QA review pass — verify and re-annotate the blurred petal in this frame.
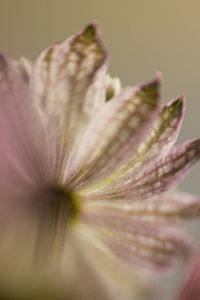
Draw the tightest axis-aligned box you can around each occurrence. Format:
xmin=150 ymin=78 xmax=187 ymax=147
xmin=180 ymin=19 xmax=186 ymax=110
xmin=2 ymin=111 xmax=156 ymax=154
xmin=70 ymin=78 xmax=161 ymax=188
xmin=83 ymin=209 xmax=191 ymax=270
xmin=105 ymin=74 xmax=121 ymax=101
xmin=14 ymin=57 xmax=33 ymax=84
xmin=0 ymin=53 xmax=48 ymax=188
xmin=31 ymin=24 xmax=108 ymax=177
xmin=142 ymin=192 xmax=200 ymax=222
xmin=178 ymin=257 xmax=200 ymax=300
xmin=84 ymin=191 xmax=200 ymax=225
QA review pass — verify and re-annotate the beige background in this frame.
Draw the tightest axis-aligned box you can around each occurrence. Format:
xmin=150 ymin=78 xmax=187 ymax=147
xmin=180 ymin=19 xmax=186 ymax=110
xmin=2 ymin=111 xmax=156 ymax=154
xmin=0 ymin=1 xmax=200 ymax=299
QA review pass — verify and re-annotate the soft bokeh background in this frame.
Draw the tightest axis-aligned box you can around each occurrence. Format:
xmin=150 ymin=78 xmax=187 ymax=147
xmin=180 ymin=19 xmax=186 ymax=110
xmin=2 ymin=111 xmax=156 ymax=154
xmin=0 ymin=0 xmax=200 ymax=299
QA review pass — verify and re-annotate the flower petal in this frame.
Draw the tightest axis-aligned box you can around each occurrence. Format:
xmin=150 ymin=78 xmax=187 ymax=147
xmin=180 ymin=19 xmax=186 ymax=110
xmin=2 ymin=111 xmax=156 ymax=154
xmin=70 ymin=78 xmax=161 ymax=188
xmin=138 ymin=192 xmax=200 ymax=222
xmin=0 ymin=53 xmax=48 ymax=186
xmin=83 ymin=191 xmax=200 ymax=225
xmin=88 ymin=138 xmax=200 ymax=201
xmin=177 ymin=257 xmax=200 ymax=300
xmin=31 ymin=24 xmax=108 ymax=177
xmin=105 ymin=74 xmax=121 ymax=101
xmin=83 ymin=209 xmax=191 ymax=270
xmin=103 ymin=225 xmax=191 ymax=270
xmin=91 ymin=96 xmax=185 ymax=190
xmin=14 ymin=57 xmax=33 ymax=84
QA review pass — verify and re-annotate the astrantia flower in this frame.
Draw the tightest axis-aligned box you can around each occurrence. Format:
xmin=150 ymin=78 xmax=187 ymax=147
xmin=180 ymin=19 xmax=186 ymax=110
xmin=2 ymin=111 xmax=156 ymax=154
xmin=0 ymin=23 xmax=200 ymax=299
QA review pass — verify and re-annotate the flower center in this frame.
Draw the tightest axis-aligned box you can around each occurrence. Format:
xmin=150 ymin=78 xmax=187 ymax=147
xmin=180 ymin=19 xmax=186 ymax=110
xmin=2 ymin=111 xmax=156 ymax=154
xmin=34 ymin=185 xmax=80 ymax=264
xmin=43 ymin=185 xmax=79 ymax=221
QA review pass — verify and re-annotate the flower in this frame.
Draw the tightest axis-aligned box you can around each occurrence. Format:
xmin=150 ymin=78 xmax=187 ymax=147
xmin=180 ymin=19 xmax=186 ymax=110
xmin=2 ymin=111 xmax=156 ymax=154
xmin=0 ymin=23 xmax=200 ymax=299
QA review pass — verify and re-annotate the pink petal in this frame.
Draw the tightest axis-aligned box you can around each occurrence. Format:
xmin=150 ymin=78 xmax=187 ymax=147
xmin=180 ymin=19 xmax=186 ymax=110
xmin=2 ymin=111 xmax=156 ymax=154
xmin=31 ymin=24 xmax=108 ymax=178
xmin=83 ymin=209 xmax=191 ymax=270
xmin=90 ymin=96 xmax=185 ymax=191
xmin=83 ymin=191 xmax=200 ymax=225
xmin=14 ymin=57 xmax=33 ymax=84
xmin=70 ymin=77 xmax=161 ymax=188
xmin=118 ymin=97 xmax=184 ymax=180
xmin=0 ymin=53 xmax=48 ymax=196
xmin=88 ymin=138 xmax=200 ymax=201
xmin=177 ymin=257 xmax=200 ymax=300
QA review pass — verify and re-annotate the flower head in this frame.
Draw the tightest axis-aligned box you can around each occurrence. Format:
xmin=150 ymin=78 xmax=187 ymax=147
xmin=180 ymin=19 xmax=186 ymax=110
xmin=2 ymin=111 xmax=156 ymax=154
xmin=0 ymin=23 xmax=200 ymax=298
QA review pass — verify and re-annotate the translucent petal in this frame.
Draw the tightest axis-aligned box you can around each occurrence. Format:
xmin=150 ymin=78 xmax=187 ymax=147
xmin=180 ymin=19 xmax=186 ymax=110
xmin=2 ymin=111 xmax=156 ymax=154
xmin=135 ymin=192 xmax=200 ymax=222
xmin=70 ymin=78 xmax=161 ymax=188
xmin=0 ymin=53 xmax=48 ymax=186
xmin=83 ymin=209 xmax=191 ymax=270
xmin=90 ymin=96 xmax=185 ymax=190
xmin=86 ymin=138 xmax=200 ymax=201
xmin=66 ymin=224 xmax=147 ymax=300
xmin=83 ymin=191 xmax=200 ymax=225
xmin=30 ymin=23 xmax=108 ymax=177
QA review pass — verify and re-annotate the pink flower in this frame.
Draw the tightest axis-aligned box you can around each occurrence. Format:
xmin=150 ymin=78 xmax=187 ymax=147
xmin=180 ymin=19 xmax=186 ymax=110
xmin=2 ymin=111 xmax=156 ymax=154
xmin=0 ymin=23 xmax=200 ymax=298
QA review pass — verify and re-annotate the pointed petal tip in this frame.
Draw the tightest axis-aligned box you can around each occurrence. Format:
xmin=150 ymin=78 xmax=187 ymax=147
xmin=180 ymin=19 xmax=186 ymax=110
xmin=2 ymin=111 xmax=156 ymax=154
xmin=194 ymin=140 xmax=200 ymax=156
xmin=162 ymin=96 xmax=185 ymax=121
xmin=81 ymin=22 xmax=109 ymax=63
xmin=180 ymin=137 xmax=200 ymax=164
xmin=175 ymin=95 xmax=184 ymax=103
xmin=83 ymin=22 xmax=98 ymax=41
xmin=147 ymin=73 xmax=163 ymax=90
xmin=177 ymin=96 xmax=186 ymax=115
xmin=135 ymin=76 xmax=161 ymax=95
xmin=151 ymin=76 xmax=161 ymax=91
xmin=137 ymin=76 xmax=162 ymax=105
xmin=155 ymin=70 xmax=163 ymax=83
xmin=84 ymin=21 xmax=98 ymax=33
xmin=172 ymin=96 xmax=185 ymax=113
xmin=0 ymin=52 xmax=8 ymax=73
xmin=189 ymin=137 xmax=200 ymax=147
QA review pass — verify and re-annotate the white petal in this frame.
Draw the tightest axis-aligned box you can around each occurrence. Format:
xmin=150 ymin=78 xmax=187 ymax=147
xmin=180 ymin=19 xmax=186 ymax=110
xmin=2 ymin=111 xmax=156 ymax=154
xmin=0 ymin=53 xmax=49 ymax=193
xmin=69 ymin=78 xmax=161 ymax=188
xmin=31 ymin=24 xmax=108 ymax=178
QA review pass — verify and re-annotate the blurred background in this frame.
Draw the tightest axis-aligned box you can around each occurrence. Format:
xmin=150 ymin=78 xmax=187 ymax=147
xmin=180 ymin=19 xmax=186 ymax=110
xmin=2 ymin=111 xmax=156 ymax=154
xmin=0 ymin=1 xmax=200 ymax=299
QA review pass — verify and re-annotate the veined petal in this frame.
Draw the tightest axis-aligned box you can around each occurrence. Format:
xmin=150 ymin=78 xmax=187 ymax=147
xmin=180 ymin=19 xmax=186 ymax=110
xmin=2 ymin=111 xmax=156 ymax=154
xmin=83 ymin=191 xmax=200 ymax=225
xmin=31 ymin=24 xmax=108 ymax=177
xmin=0 ymin=53 xmax=48 ymax=187
xmin=83 ymin=210 xmax=191 ymax=270
xmin=138 ymin=192 xmax=200 ymax=222
xmin=68 ymin=223 xmax=149 ymax=300
xmin=87 ymin=138 xmax=200 ymax=201
xmin=89 ymin=96 xmax=185 ymax=191
xmin=69 ymin=78 xmax=161 ymax=188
